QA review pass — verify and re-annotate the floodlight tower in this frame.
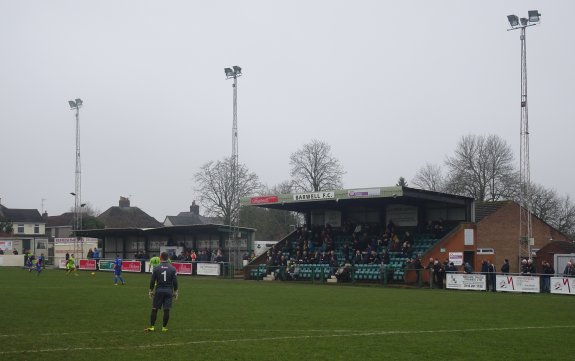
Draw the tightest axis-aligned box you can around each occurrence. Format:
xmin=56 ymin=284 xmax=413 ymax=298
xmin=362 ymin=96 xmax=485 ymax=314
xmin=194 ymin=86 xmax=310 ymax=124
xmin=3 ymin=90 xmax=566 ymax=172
xmin=224 ymin=66 xmax=242 ymax=268
xmin=507 ymin=11 xmax=541 ymax=265
xmin=68 ymin=98 xmax=83 ymax=236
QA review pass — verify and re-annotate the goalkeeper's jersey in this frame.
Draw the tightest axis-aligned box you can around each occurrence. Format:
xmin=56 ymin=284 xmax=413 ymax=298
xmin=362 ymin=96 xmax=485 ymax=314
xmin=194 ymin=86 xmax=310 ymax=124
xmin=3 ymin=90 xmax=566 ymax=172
xmin=150 ymin=262 xmax=178 ymax=291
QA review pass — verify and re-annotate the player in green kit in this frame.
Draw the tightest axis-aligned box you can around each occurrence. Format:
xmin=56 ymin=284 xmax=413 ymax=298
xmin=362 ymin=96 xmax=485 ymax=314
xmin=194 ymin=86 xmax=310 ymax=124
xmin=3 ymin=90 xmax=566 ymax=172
xmin=149 ymin=255 xmax=161 ymax=272
xmin=66 ymin=254 xmax=78 ymax=276
xmin=145 ymin=252 xmax=178 ymax=332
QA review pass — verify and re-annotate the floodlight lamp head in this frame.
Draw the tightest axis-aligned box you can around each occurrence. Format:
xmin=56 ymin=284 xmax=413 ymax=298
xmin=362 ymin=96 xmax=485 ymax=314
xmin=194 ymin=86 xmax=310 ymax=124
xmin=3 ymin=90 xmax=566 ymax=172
xmin=232 ymin=65 xmax=242 ymax=75
xmin=520 ymin=18 xmax=528 ymax=26
xmin=75 ymin=98 xmax=83 ymax=107
xmin=70 ymin=192 xmax=76 ymax=196
xmin=507 ymin=15 xmax=519 ymax=27
xmin=68 ymin=100 xmax=76 ymax=109
xmin=224 ymin=68 xmax=234 ymax=77
xmin=528 ymin=10 xmax=541 ymax=23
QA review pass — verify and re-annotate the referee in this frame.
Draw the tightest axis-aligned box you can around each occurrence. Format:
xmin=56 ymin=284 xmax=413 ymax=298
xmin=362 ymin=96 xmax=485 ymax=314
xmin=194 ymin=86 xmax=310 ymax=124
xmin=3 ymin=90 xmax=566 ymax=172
xmin=145 ymin=252 xmax=178 ymax=332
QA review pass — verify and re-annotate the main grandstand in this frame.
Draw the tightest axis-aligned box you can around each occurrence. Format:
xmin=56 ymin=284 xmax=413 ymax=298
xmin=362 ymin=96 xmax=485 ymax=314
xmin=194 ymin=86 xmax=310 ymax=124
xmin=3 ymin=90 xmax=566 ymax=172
xmin=241 ymin=185 xmax=572 ymax=285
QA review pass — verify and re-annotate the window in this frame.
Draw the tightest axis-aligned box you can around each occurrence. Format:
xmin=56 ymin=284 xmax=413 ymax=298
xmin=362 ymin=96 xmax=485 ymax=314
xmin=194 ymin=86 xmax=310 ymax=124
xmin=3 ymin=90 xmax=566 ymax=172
xmin=34 ymin=224 xmax=39 ymax=234
xmin=17 ymin=224 xmax=24 ymax=233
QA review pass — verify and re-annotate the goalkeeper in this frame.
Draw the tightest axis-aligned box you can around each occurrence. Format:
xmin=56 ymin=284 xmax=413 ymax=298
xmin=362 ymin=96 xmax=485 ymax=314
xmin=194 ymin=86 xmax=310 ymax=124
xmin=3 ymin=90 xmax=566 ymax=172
xmin=145 ymin=252 xmax=178 ymax=332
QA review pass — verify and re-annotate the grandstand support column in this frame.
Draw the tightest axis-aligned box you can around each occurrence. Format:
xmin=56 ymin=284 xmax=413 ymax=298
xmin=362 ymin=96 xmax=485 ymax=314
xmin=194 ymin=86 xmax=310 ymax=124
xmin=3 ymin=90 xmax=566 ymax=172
xmin=507 ymin=11 xmax=540 ymax=268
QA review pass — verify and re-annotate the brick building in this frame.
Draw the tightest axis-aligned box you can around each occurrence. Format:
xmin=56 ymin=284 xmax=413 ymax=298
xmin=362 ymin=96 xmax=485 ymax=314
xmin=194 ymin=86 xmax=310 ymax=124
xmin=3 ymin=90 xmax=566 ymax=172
xmin=475 ymin=201 xmax=572 ymax=273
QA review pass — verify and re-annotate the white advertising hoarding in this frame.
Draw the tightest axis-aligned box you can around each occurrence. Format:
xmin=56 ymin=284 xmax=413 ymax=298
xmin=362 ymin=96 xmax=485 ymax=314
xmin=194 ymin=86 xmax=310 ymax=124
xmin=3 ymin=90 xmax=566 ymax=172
xmin=446 ymin=273 xmax=486 ymax=291
xmin=496 ymin=275 xmax=540 ymax=293
xmin=197 ymin=263 xmax=221 ymax=276
xmin=550 ymin=277 xmax=575 ymax=295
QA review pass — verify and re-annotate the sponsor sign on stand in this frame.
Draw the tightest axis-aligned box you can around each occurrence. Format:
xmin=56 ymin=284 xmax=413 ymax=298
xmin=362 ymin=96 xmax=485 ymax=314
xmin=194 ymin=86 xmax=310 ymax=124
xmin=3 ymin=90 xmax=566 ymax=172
xmin=98 ymin=260 xmax=115 ymax=271
xmin=550 ymin=277 xmax=575 ymax=295
xmin=348 ymin=188 xmax=381 ymax=197
xmin=446 ymin=273 xmax=486 ymax=291
xmin=449 ymin=252 xmax=464 ymax=266
xmin=79 ymin=259 xmax=97 ymax=270
xmin=496 ymin=275 xmax=540 ymax=293
xmin=250 ymin=196 xmax=279 ymax=204
xmin=98 ymin=259 xmax=141 ymax=272
xmin=122 ymin=260 xmax=142 ymax=273
xmin=293 ymin=191 xmax=334 ymax=201
xmin=197 ymin=263 xmax=221 ymax=276
xmin=172 ymin=262 xmax=193 ymax=275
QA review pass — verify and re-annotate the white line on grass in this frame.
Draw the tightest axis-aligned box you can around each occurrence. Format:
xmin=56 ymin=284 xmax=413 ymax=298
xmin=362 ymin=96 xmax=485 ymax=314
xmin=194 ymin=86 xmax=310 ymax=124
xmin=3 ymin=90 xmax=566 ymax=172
xmin=0 ymin=325 xmax=573 ymax=355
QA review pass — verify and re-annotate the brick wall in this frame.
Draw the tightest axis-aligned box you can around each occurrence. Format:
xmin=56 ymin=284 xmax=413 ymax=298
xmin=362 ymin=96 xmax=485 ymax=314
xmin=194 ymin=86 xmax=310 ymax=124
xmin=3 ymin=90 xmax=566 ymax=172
xmin=477 ymin=202 xmax=569 ymax=273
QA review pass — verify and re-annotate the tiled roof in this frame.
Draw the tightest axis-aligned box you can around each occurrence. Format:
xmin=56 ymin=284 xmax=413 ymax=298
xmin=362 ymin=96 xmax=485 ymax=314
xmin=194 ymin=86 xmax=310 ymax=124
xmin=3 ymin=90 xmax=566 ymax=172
xmin=165 ymin=212 xmax=221 ymax=226
xmin=475 ymin=201 xmax=510 ymax=222
xmin=0 ymin=205 xmax=44 ymax=223
xmin=98 ymin=206 xmax=162 ymax=229
xmin=46 ymin=212 xmax=74 ymax=227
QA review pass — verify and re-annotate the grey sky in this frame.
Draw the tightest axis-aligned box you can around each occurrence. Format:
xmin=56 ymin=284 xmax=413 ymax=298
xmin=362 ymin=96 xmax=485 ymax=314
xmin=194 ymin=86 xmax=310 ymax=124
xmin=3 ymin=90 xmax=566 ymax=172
xmin=1 ymin=1 xmax=574 ymax=221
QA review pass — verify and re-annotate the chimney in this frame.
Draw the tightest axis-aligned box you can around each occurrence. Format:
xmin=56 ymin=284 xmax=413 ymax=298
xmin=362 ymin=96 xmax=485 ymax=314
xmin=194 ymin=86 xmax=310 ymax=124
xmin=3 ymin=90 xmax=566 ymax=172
xmin=190 ymin=200 xmax=199 ymax=215
xmin=42 ymin=211 xmax=48 ymax=220
xmin=119 ymin=196 xmax=130 ymax=208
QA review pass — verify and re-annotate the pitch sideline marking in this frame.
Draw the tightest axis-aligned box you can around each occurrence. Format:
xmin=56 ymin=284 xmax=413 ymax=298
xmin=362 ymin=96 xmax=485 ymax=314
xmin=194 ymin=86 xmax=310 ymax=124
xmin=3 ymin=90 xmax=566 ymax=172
xmin=0 ymin=325 xmax=573 ymax=355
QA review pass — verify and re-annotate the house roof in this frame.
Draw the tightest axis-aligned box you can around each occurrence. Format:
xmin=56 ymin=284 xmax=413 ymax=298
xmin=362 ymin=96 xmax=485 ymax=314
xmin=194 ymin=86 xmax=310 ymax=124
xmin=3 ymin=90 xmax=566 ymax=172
xmin=164 ymin=212 xmax=221 ymax=226
xmin=45 ymin=212 xmax=74 ymax=227
xmin=97 ymin=206 xmax=162 ymax=229
xmin=474 ymin=201 xmax=510 ymax=222
xmin=0 ymin=204 xmax=44 ymax=223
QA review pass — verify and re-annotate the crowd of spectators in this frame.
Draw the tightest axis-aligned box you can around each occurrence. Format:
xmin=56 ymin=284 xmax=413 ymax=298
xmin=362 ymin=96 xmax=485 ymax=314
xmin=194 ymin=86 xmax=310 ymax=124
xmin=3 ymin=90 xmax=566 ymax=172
xmin=257 ymin=219 xmax=447 ymax=282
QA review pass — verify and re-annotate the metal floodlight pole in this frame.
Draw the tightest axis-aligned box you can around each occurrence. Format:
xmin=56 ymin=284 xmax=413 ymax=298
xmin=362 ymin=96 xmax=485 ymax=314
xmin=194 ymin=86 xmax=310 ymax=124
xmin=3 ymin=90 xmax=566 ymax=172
xmin=69 ymin=98 xmax=83 ymax=257
xmin=507 ymin=11 xmax=540 ymax=267
xmin=224 ymin=66 xmax=242 ymax=269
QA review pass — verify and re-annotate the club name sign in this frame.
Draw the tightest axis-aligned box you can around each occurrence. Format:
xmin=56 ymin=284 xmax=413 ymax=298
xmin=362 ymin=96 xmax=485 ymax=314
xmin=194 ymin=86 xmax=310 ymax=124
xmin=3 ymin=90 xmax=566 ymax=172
xmin=293 ymin=191 xmax=335 ymax=201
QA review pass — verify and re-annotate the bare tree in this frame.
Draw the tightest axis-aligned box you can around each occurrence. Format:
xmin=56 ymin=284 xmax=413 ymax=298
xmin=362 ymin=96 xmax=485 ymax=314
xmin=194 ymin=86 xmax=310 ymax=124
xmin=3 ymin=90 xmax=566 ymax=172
xmin=552 ymin=194 xmax=575 ymax=237
xmin=194 ymin=157 xmax=260 ymax=225
xmin=445 ymin=134 xmax=515 ymax=201
xmin=289 ymin=139 xmax=345 ymax=192
xmin=411 ymin=163 xmax=445 ymax=192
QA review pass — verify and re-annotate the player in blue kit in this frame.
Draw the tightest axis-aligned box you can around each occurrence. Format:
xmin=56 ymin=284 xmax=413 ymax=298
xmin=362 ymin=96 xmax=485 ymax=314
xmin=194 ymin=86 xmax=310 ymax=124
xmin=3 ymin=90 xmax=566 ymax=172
xmin=145 ymin=252 xmax=178 ymax=332
xmin=113 ymin=255 xmax=125 ymax=286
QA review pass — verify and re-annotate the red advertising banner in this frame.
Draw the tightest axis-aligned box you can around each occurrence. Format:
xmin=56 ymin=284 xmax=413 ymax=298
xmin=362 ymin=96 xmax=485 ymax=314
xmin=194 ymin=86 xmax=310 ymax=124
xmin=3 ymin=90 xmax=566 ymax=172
xmin=250 ymin=195 xmax=278 ymax=204
xmin=79 ymin=259 xmax=97 ymax=270
xmin=172 ymin=262 xmax=193 ymax=275
xmin=122 ymin=260 xmax=142 ymax=273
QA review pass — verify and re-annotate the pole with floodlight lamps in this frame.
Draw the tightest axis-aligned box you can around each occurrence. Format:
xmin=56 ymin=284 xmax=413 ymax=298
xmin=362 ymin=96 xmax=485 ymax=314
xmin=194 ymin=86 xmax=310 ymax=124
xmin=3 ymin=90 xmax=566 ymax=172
xmin=224 ymin=66 xmax=242 ymax=271
xmin=507 ymin=10 xmax=540 ymax=269
xmin=68 ymin=98 xmax=83 ymax=257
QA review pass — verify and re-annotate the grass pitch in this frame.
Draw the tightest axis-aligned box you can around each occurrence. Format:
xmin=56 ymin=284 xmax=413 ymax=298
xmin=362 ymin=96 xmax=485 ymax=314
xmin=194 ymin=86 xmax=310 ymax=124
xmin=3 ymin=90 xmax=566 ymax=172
xmin=1 ymin=267 xmax=573 ymax=361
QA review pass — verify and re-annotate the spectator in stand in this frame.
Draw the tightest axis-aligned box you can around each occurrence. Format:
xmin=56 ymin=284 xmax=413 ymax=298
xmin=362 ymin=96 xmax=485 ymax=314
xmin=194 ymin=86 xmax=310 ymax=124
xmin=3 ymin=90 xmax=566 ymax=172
xmin=464 ymin=262 xmax=473 ymax=274
xmin=87 ymin=248 xmax=93 ymax=259
xmin=342 ymin=243 xmax=350 ymax=262
xmin=401 ymin=241 xmax=412 ymax=258
xmin=413 ymin=257 xmax=423 ymax=285
xmin=563 ymin=262 xmax=574 ymax=277
xmin=520 ymin=259 xmax=529 ymax=274
xmin=381 ymin=250 xmax=390 ymax=265
xmin=386 ymin=220 xmax=396 ymax=234
xmin=432 ymin=260 xmax=444 ymax=288
xmin=541 ymin=261 xmax=554 ymax=292
xmin=425 ymin=258 xmax=435 ymax=287
xmin=524 ymin=259 xmax=536 ymax=275
xmin=487 ymin=261 xmax=497 ymax=292
xmin=353 ymin=250 xmax=363 ymax=265
xmin=367 ymin=250 xmax=380 ymax=264
xmin=501 ymin=259 xmax=510 ymax=274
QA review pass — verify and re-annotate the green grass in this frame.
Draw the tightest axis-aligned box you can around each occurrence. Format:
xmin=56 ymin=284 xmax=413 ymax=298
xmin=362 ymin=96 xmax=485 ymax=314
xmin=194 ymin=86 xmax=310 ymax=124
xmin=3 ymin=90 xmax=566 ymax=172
xmin=1 ymin=267 xmax=574 ymax=361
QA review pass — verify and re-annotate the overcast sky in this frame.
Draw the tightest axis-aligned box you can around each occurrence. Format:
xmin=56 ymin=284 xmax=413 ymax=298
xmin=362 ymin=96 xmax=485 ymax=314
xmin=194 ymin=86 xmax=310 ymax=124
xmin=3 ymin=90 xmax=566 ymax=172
xmin=1 ymin=1 xmax=574 ymax=222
